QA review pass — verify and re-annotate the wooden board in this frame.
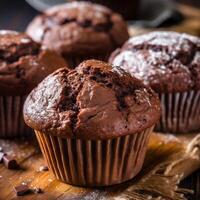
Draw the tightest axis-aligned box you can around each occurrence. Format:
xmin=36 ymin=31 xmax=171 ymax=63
xmin=129 ymin=4 xmax=200 ymax=37
xmin=0 ymin=132 xmax=199 ymax=200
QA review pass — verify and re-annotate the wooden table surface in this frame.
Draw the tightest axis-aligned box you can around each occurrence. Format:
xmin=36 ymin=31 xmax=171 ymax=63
xmin=0 ymin=0 xmax=200 ymax=199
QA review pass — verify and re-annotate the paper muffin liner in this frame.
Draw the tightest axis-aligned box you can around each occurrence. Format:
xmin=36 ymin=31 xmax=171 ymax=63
xmin=65 ymin=54 xmax=109 ymax=68
xmin=156 ymin=91 xmax=200 ymax=133
xmin=0 ymin=96 xmax=32 ymax=138
xmin=35 ymin=126 xmax=154 ymax=186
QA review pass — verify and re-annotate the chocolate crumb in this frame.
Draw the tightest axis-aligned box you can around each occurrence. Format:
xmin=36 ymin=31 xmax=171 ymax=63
xmin=14 ymin=185 xmax=30 ymax=196
xmin=3 ymin=155 xmax=18 ymax=169
xmin=38 ymin=165 xmax=49 ymax=172
xmin=0 ymin=152 xmax=5 ymax=163
xmin=32 ymin=187 xmax=43 ymax=194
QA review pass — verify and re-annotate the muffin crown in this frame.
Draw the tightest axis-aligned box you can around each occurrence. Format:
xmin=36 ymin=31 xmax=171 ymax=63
xmin=110 ymin=31 xmax=200 ymax=93
xmin=0 ymin=30 xmax=67 ymax=96
xmin=26 ymin=1 xmax=129 ymax=56
xmin=24 ymin=60 xmax=160 ymax=139
xmin=0 ymin=30 xmax=40 ymax=62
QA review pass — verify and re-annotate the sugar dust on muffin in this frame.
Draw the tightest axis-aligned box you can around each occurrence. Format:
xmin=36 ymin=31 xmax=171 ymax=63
xmin=110 ymin=31 xmax=200 ymax=133
xmin=26 ymin=1 xmax=129 ymax=67
xmin=24 ymin=59 xmax=160 ymax=186
xmin=0 ymin=30 xmax=67 ymax=138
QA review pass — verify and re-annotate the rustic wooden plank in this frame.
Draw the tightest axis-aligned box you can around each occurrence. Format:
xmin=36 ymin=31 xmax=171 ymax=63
xmin=0 ymin=133 xmax=199 ymax=200
xmin=0 ymin=138 xmax=93 ymax=200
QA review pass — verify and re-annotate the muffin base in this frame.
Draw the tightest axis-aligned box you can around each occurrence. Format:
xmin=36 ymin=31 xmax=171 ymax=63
xmin=35 ymin=126 xmax=153 ymax=186
xmin=0 ymin=96 xmax=32 ymax=138
xmin=65 ymin=54 xmax=109 ymax=68
xmin=156 ymin=91 xmax=200 ymax=133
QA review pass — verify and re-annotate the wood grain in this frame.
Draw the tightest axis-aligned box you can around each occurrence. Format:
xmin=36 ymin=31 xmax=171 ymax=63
xmin=0 ymin=132 xmax=199 ymax=200
xmin=0 ymin=138 xmax=89 ymax=200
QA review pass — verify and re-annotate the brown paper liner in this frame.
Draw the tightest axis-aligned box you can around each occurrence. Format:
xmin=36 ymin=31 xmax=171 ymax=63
xmin=65 ymin=54 xmax=109 ymax=68
xmin=156 ymin=91 xmax=200 ymax=133
xmin=35 ymin=126 xmax=154 ymax=186
xmin=0 ymin=96 xmax=32 ymax=138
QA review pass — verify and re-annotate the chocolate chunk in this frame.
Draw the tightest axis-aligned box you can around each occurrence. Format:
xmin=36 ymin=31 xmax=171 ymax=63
xmin=0 ymin=152 xmax=5 ymax=163
xmin=3 ymin=155 xmax=18 ymax=169
xmin=14 ymin=185 xmax=30 ymax=196
xmin=32 ymin=187 xmax=43 ymax=194
xmin=38 ymin=165 xmax=49 ymax=172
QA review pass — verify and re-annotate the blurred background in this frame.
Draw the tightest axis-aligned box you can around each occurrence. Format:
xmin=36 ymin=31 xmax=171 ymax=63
xmin=0 ymin=0 xmax=199 ymax=200
xmin=0 ymin=0 xmax=199 ymax=35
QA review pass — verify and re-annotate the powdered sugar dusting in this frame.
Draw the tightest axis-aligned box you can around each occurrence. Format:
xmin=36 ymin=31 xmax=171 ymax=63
xmin=112 ymin=50 xmax=171 ymax=84
xmin=111 ymin=31 xmax=200 ymax=92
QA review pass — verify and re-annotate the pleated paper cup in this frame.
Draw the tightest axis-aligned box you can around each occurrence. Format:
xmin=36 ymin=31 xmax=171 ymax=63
xmin=64 ymin=54 xmax=109 ymax=68
xmin=35 ymin=126 xmax=154 ymax=186
xmin=156 ymin=90 xmax=200 ymax=133
xmin=0 ymin=96 xmax=32 ymax=138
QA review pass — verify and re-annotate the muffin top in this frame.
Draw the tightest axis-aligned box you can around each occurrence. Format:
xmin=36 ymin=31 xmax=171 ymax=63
xmin=0 ymin=30 xmax=67 ymax=96
xmin=24 ymin=60 xmax=160 ymax=140
xmin=110 ymin=31 xmax=200 ymax=93
xmin=26 ymin=2 xmax=129 ymax=57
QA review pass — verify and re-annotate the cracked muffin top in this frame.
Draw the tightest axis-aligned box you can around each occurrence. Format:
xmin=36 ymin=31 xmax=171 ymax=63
xmin=26 ymin=2 xmax=129 ymax=57
xmin=109 ymin=31 xmax=200 ymax=93
xmin=23 ymin=60 xmax=160 ymax=140
xmin=0 ymin=30 xmax=67 ymax=96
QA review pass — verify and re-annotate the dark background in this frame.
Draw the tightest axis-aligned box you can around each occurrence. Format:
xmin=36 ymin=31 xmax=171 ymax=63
xmin=0 ymin=0 xmax=199 ymax=31
xmin=0 ymin=0 xmax=38 ymax=32
xmin=0 ymin=0 xmax=199 ymax=199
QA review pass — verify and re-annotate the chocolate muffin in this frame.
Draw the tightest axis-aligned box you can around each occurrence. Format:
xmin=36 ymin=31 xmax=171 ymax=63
xmin=110 ymin=31 xmax=200 ymax=133
xmin=26 ymin=2 xmax=129 ymax=67
xmin=0 ymin=30 xmax=67 ymax=138
xmin=24 ymin=60 xmax=160 ymax=186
